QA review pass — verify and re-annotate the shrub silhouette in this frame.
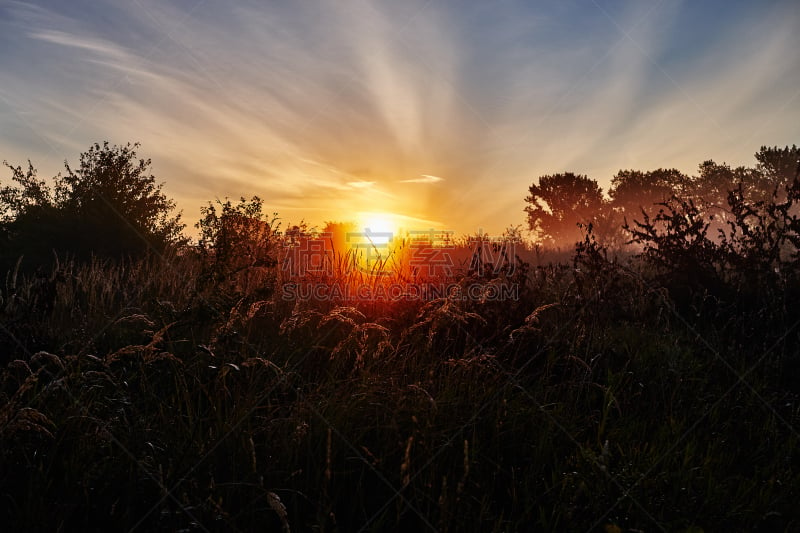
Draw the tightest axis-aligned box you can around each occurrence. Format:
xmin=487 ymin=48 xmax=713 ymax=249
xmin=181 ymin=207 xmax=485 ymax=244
xmin=624 ymin=170 xmax=800 ymax=321
xmin=196 ymin=196 xmax=280 ymax=300
xmin=0 ymin=142 xmax=184 ymax=272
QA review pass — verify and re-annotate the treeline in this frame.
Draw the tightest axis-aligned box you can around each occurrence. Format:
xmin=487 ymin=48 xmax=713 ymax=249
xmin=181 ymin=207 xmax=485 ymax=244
xmin=525 ymin=145 xmax=800 ymax=247
xmin=2 ymin=142 xmax=798 ymax=275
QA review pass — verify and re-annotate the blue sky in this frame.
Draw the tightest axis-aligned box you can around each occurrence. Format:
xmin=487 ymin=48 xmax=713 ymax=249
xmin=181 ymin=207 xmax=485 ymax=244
xmin=1 ymin=0 xmax=798 ymax=235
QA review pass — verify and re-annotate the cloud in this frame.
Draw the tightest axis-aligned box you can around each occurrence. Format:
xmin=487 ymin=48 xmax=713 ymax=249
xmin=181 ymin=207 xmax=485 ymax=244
xmin=400 ymin=174 xmax=444 ymax=184
xmin=347 ymin=181 xmax=376 ymax=189
xmin=29 ymin=29 xmax=129 ymax=60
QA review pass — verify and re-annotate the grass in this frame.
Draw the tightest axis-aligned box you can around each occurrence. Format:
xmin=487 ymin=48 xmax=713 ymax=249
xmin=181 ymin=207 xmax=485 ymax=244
xmin=0 ymin=231 xmax=798 ymax=532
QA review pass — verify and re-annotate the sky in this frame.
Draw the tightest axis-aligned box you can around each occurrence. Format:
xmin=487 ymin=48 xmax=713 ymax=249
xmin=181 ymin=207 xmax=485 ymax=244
xmin=1 ymin=0 xmax=798 ymax=237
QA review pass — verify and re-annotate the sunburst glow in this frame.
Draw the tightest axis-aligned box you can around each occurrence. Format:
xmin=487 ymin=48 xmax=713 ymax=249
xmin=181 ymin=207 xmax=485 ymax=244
xmin=357 ymin=212 xmax=402 ymax=246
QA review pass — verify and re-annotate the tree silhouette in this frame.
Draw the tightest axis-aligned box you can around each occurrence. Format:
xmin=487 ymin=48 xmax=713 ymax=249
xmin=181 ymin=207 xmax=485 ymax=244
xmin=1 ymin=142 xmax=184 ymax=270
xmin=752 ymin=145 xmax=800 ymax=202
xmin=609 ymin=168 xmax=688 ymax=223
xmin=685 ymin=147 xmax=800 ymax=238
xmin=196 ymin=196 xmax=278 ymax=284
xmin=524 ymin=172 xmax=606 ymax=246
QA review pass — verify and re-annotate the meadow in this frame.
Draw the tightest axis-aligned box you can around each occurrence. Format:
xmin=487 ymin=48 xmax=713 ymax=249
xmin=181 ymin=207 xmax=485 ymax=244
xmin=2 ymin=190 xmax=799 ymax=532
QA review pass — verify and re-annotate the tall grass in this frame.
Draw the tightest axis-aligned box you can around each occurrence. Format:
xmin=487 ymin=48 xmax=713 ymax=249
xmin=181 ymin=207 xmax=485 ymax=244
xmin=1 ymin=216 xmax=798 ymax=531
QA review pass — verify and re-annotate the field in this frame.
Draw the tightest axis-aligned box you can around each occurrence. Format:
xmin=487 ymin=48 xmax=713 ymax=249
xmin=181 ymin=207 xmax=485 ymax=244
xmin=2 ymin=208 xmax=798 ymax=532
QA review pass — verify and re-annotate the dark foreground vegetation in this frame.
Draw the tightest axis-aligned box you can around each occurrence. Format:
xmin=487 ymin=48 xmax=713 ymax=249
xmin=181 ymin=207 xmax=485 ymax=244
xmin=1 ymin=144 xmax=799 ymax=531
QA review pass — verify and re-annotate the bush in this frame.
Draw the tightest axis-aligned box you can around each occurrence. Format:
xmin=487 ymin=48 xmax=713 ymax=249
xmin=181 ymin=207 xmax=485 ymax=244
xmin=1 ymin=142 xmax=185 ymax=272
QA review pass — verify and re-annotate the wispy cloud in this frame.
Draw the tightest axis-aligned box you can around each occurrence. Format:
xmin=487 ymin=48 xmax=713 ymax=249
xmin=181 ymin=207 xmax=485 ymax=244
xmin=29 ymin=29 xmax=130 ymax=60
xmin=400 ymin=175 xmax=444 ymax=184
xmin=347 ymin=181 xmax=376 ymax=189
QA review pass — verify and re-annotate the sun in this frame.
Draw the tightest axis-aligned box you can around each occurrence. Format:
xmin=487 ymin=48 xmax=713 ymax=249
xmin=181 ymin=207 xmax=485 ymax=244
xmin=357 ymin=212 xmax=400 ymax=246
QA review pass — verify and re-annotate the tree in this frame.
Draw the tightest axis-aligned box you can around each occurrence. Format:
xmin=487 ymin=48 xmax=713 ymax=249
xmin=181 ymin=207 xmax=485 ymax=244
xmin=609 ymin=168 xmax=688 ymax=222
xmin=524 ymin=172 xmax=606 ymax=246
xmin=59 ymin=142 xmax=185 ymax=253
xmin=691 ymin=161 xmax=739 ymax=206
xmin=686 ymin=160 xmax=754 ymax=234
xmin=687 ymin=147 xmax=800 ymax=235
xmin=752 ymin=145 xmax=800 ymax=202
xmin=756 ymin=145 xmax=799 ymax=181
xmin=1 ymin=142 xmax=185 ymax=270
xmin=196 ymin=196 xmax=278 ymax=284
